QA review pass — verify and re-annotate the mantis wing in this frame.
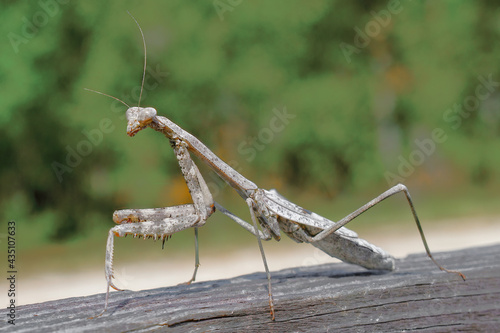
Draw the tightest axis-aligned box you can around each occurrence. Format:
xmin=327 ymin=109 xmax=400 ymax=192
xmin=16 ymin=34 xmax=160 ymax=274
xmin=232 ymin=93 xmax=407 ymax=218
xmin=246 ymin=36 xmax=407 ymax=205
xmin=263 ymin=189 xmax=395 ymax=271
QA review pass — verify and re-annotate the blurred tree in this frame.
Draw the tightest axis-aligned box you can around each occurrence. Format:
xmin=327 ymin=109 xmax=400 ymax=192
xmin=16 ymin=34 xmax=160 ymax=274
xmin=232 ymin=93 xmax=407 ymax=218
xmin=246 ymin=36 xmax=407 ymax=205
xmin=0 ymin=0 xmax=498 ymax=245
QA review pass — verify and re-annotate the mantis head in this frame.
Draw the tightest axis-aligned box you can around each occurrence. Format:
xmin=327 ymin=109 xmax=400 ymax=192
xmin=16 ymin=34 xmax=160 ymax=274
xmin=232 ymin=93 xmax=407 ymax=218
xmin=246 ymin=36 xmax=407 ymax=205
xmin=126 ymin=107 xmax=157 ymax=136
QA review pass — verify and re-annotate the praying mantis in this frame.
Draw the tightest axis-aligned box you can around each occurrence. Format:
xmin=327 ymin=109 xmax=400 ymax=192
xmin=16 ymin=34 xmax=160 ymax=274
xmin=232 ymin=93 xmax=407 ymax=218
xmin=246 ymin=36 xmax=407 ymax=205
xmin=87 ymin=13 xmax=465 ymax=320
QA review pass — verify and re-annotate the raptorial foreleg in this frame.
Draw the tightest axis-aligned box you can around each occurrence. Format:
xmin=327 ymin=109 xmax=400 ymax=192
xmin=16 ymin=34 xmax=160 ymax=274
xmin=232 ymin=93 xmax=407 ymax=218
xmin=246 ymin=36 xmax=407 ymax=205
xmin=94 ymin=208 xmax=202 ymax=318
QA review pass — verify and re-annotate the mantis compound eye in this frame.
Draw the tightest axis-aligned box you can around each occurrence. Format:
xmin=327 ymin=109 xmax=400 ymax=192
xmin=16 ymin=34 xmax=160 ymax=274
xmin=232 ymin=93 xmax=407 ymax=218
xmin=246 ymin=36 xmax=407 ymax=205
xmin=126 ymin=107 xmax=157 ymax=122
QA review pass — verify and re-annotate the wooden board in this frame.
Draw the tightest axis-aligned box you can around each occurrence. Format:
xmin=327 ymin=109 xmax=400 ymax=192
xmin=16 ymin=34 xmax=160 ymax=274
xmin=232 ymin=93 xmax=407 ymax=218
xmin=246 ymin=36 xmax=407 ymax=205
xmin=2 ymin=244 xmax=499 ymax=332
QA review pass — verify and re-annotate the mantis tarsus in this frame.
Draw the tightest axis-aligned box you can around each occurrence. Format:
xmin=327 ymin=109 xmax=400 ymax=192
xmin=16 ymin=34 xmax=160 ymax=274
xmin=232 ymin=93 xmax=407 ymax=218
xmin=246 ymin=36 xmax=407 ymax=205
xmin=87 ymin=13 xmax=466 ymax=320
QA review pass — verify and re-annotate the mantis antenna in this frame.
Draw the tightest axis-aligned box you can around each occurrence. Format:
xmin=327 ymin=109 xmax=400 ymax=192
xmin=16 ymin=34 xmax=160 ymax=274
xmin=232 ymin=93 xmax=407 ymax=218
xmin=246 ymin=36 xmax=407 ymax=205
xmin=127 ymin=10 xmax=147 ymax=108
xmin=84 ymin=11 xmax=147 ymax=109
xmin=83 ymin=88 xmax=130 ymax=108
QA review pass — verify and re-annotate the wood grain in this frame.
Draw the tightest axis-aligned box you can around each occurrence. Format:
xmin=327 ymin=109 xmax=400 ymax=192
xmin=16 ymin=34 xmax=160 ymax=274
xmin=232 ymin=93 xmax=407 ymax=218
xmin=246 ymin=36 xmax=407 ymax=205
xmin=3 ymin=244 xmax=499 ymax=332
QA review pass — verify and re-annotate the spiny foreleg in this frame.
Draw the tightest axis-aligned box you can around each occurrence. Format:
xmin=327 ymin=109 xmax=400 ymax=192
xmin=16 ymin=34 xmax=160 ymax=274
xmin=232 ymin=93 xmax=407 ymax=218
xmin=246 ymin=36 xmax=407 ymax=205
xmin=94 ymin=207 xmax=202 ymax=318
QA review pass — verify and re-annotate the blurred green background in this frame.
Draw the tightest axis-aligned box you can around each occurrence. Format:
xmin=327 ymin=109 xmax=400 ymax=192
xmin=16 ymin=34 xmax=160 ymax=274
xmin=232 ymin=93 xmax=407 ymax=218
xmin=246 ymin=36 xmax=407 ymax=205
xmin=1 ymin=1 xmax=499 ymax=279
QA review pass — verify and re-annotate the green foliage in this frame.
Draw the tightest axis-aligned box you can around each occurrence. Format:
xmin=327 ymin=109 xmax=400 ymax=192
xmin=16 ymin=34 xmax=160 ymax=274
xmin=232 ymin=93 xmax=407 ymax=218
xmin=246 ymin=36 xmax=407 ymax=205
xmin=0 ymin=0 xmax=498 ymax=244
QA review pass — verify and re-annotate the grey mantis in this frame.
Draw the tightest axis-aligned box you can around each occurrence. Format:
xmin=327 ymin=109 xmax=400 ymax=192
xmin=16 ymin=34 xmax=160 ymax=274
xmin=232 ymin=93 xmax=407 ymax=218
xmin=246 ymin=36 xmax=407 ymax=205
xmin=88 ymin=13 xmax=465 ymax=320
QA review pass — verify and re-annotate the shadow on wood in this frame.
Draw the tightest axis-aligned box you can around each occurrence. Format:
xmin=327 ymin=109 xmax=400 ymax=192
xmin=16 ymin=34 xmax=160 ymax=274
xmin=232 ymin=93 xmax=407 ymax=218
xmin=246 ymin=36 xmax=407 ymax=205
xmin=3 ymin=244 xmax=499 ymax=332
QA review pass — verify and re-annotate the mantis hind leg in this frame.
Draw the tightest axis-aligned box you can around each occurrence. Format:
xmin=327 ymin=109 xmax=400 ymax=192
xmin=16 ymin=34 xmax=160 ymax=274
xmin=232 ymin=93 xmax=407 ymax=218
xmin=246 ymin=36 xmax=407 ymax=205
xmin=307 ymin=184 xmax=466 ymax=280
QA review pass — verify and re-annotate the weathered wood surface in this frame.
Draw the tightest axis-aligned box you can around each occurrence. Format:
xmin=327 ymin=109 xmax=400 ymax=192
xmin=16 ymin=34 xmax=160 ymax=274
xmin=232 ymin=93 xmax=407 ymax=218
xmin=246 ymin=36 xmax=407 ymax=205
xmin=3 ymin=244 xmax=499 ymax=332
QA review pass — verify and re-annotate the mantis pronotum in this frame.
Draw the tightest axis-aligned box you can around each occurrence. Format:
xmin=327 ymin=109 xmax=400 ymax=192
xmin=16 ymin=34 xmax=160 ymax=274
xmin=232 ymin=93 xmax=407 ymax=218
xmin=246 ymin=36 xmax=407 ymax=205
xmin=87 ymin=13 xmax=465 ymax=320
